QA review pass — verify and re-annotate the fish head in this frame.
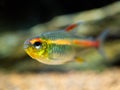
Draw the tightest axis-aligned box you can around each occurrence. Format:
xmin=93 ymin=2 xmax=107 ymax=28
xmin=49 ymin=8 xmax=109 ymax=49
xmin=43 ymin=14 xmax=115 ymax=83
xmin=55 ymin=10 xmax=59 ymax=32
xmin=24 ymin=37 xmax=47 ymax=60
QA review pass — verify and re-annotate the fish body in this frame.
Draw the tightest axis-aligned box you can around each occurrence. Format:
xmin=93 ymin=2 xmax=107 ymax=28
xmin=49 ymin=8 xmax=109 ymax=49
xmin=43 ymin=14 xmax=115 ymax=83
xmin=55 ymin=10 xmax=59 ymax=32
xmin=24 ymin=22 xmax=108 ymax=65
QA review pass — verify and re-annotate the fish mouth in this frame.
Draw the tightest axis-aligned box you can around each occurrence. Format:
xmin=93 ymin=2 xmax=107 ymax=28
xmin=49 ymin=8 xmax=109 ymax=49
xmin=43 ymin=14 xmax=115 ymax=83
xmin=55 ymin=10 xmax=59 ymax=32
xmin=24 ymin=40 xmax=31 ymax=49
xmin=24 ymin=44 xmax=29 ymax=49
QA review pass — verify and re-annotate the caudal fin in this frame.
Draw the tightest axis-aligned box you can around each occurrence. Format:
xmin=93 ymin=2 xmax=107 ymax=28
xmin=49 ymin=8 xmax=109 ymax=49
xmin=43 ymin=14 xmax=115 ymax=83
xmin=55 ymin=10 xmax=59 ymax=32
xmin=96 ymin=29 xmax=109 ymax=59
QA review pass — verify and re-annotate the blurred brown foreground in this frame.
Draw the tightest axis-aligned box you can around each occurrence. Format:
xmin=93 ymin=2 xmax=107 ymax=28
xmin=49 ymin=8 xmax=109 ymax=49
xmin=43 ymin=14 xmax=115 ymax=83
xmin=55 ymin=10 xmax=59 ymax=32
xmin=0 ymin=68 xmax=120 ymax=90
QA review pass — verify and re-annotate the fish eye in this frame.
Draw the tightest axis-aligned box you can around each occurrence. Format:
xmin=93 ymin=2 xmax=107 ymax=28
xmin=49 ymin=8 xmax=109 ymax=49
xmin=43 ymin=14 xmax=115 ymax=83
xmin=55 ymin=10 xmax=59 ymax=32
xmin=33 ymin=41 xmax=42 ymax=49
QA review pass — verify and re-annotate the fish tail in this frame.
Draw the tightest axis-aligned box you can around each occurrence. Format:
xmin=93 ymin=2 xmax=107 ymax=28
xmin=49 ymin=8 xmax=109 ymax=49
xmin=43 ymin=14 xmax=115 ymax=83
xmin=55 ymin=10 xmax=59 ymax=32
xmin=96 ymin=29 xmax=109 ymax=59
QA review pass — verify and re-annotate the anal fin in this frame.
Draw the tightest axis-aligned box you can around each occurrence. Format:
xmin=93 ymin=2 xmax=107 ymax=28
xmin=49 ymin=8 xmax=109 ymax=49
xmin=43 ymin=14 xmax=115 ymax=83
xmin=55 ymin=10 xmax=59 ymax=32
xmin=75 ymin=57 xmax=85 ymax=63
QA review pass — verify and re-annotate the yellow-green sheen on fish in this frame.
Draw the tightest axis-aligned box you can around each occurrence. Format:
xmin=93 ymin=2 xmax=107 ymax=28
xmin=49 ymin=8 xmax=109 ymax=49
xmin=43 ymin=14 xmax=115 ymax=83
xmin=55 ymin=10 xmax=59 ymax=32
xmin=24 ymin=22 xmax=109 ymax=65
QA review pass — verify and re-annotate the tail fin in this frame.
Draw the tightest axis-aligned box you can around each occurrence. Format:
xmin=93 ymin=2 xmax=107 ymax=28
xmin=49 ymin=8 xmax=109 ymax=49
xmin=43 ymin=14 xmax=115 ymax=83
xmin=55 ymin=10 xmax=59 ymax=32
xmin=96 ymin=29 xmax=109 ymax=59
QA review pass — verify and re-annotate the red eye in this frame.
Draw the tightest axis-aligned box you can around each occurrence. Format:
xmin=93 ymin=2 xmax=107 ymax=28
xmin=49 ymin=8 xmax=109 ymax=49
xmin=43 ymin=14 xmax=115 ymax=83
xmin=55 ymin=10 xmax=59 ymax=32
xmin=30 ymin=38 xmax=42 ymax=45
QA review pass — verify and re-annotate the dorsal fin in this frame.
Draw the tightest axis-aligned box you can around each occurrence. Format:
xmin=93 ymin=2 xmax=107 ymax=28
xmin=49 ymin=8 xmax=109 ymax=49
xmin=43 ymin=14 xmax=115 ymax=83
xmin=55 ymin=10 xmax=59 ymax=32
xmin=65 ymin=21 xmax=84 ymax=32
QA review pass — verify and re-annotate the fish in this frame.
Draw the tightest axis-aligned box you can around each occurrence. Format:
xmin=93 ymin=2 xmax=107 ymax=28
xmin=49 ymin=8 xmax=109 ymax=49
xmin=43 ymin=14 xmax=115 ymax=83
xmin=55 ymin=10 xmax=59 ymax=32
xmin=24 ymin=22 xmax=109 ymax=65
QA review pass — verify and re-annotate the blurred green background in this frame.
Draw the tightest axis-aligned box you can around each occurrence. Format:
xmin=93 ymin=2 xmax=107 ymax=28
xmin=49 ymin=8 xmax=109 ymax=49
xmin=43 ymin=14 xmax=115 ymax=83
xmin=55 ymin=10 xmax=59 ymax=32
xmin=0 ymin=0 xmax=120 ymax=90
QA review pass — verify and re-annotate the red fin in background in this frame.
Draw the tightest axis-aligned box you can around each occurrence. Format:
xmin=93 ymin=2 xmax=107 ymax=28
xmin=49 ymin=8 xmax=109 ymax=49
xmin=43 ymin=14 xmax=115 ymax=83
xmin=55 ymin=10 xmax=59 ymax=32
xmin=96 ymin=29 xmax=109 ymax=59
xmin=65 ymin=21 xmax=84 ymax=32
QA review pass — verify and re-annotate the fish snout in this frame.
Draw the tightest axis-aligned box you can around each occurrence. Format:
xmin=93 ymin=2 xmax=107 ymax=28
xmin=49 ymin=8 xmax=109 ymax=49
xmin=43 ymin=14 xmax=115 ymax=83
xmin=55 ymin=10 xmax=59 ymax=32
xmin=24 ymin=39 xmax=31 ymax=49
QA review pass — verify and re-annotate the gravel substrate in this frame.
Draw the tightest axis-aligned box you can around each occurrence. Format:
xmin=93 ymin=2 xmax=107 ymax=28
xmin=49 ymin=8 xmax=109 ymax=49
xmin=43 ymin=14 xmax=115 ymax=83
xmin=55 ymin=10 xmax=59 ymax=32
xmin=0 ymin=68 xmax=120 ymax=90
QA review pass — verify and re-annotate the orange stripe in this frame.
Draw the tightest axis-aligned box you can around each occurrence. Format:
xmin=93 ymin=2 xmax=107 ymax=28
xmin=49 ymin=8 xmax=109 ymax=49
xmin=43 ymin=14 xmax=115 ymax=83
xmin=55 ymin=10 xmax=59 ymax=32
xmin=73 ymin=40 xmax=99 ymax=47
xmin=51 ymin=39 xmax=71 ymax=45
